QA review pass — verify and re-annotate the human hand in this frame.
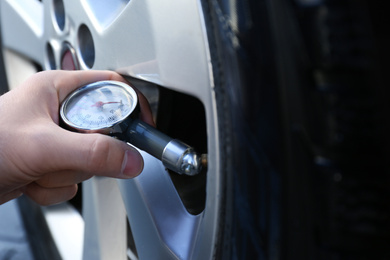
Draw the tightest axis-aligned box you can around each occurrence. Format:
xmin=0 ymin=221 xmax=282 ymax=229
xmin=0 ymin=70 xmax=153 ymax=205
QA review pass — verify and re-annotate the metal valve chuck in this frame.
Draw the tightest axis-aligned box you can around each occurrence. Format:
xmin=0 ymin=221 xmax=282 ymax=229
xmin=125 ymin=119 xmax=204 ymax=176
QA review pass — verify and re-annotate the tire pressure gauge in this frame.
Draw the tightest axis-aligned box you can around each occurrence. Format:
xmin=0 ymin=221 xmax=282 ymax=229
xmin=60 ymin=80 xmax=203 ymax=176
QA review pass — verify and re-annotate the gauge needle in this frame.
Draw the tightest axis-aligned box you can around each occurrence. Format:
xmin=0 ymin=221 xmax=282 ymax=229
xmin=91 ymin=101 xmax=121 ymax=108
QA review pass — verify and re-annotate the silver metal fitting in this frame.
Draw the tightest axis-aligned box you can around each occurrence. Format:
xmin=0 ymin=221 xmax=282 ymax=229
xmin=162 ymin=140 xmax=202 ymax=176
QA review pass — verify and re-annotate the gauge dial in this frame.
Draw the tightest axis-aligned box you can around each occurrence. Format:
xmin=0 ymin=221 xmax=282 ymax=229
xmin=61 ymin=81 xmax=138 ymax=131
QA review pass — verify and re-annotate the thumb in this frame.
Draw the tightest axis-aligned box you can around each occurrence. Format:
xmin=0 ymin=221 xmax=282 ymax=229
xmin=50 ymin=129 xmax=144 ymax=178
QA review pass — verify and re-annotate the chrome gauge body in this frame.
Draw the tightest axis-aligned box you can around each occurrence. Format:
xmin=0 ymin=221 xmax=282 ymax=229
xmin=60 ymin=80 xmax=203 ymax=176
xmin=61 ymin=81 xmax=138 ymax=133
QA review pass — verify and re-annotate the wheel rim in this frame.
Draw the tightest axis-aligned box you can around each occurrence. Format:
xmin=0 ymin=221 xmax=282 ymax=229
xmin=1 ymin=1 xmax=221 ymax=259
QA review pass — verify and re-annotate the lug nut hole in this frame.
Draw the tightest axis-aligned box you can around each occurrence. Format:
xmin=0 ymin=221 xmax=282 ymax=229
xmin=46 ymin=42 xmax=56 ymax=70
xmin=78 ymin=24 xmax=95 ymax=69
xmin=53 ymin=0 xmax=66 ymax=31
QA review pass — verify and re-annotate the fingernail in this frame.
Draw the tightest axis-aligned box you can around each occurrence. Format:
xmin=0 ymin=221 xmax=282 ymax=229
xmin=121 ymin=149 xmax=144 ymax=178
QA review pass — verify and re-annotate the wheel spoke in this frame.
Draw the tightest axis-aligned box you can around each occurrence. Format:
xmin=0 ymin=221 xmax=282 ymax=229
xmin=118 ymin=152 xmax=202 ymax=260
xmin=82 ymin=177 xmax=127 ymax=260
xmin=0 ymin=0 xmax=45 ymax=65
xmin=89 ymin=0 xmax=212 ymax=100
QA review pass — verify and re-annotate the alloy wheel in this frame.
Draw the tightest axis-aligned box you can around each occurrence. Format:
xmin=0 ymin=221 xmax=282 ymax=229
xmin=1 ymin=1 xmax=221 ymax=259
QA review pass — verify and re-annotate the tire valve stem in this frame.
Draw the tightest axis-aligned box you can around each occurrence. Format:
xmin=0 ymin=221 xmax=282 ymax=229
xmin=201 ymin=154 xmax=208 ymax=169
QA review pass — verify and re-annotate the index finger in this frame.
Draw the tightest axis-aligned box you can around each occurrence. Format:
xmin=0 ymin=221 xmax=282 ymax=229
xmin=51 ymin=70 xmax=127 ymax=101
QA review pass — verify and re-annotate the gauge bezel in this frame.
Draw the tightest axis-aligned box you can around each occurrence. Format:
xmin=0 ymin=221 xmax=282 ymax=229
xmin=60 ymin=80 xmax=138 ymax=133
